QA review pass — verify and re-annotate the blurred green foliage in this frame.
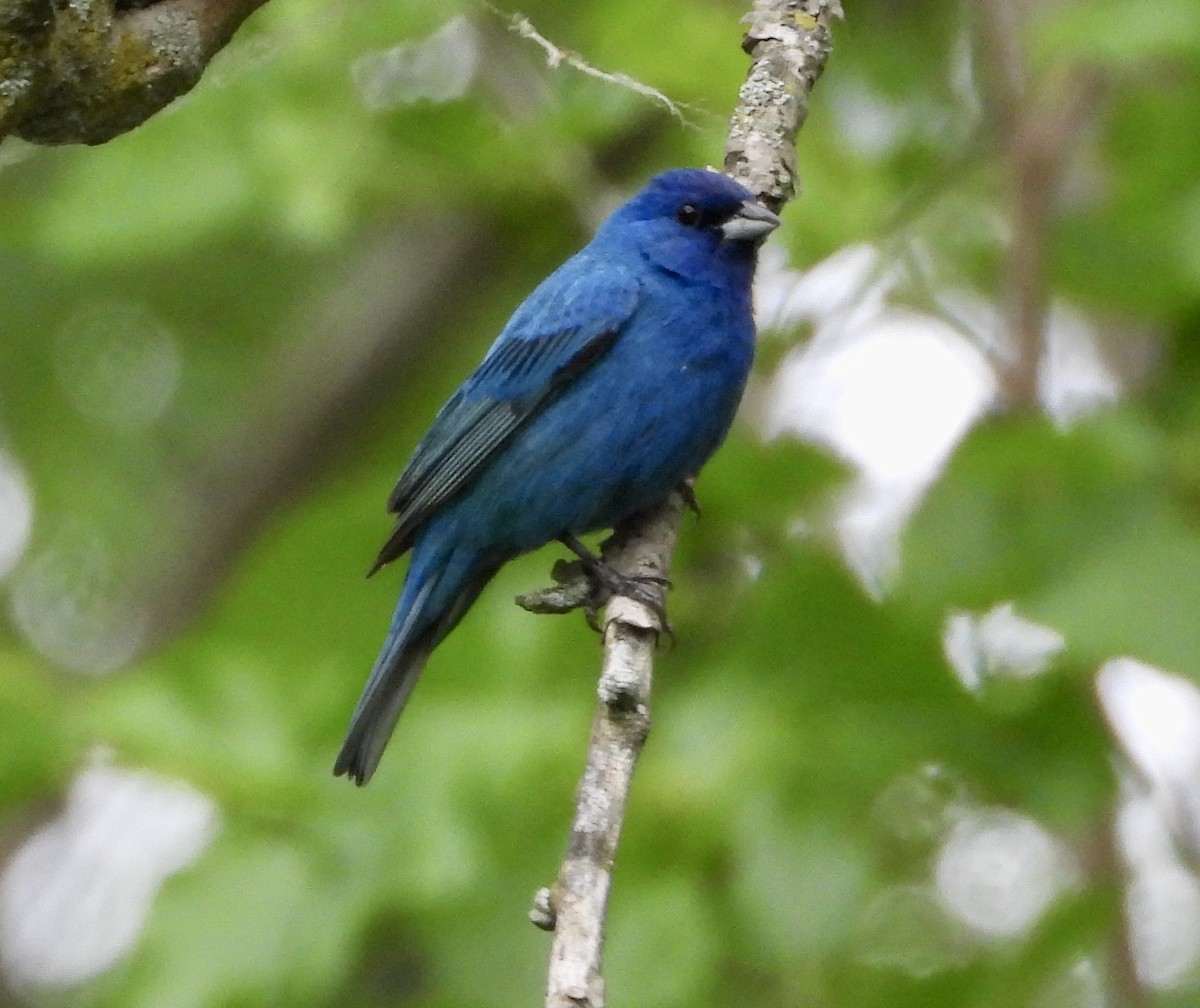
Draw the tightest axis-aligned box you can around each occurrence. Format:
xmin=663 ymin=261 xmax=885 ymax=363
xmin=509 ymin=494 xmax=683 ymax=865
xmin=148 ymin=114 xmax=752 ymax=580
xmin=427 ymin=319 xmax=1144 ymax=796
xmin=2 ymin=0 xmax=1200 ymax=1005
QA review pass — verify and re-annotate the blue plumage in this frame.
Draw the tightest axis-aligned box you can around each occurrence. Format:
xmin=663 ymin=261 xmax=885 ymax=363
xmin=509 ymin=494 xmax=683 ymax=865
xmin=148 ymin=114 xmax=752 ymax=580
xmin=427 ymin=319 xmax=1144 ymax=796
xmin=335 ymin=169 xmax=779 ymax=784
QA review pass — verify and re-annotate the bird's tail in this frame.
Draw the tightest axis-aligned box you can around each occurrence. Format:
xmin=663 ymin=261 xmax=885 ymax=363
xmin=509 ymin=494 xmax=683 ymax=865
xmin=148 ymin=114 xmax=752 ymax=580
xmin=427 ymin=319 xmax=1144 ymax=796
xmin=334 ymin=547 xmax=497 ymax=785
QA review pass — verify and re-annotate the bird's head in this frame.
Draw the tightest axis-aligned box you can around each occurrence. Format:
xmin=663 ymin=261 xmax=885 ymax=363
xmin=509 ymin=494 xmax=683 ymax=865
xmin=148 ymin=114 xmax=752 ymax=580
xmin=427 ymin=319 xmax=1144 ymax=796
xmin=599 ymin=169 xmax=780 ymax=287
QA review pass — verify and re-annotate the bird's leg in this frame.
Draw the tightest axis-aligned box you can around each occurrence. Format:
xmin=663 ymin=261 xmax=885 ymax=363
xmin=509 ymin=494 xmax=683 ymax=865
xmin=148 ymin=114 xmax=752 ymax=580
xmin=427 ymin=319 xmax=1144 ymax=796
xmin=558 ymin=534 xmax=672 ymax=635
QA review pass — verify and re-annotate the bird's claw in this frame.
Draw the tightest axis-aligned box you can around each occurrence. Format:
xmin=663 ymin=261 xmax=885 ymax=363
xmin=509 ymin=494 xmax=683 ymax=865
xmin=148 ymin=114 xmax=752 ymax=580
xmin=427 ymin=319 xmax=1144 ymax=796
xmin=678 ymin=482 xmax=702 ymax=518
xmin=559 ymin=534 xmax=673 ymax=638
xmin=583 ymin=600 xmax=603 ymax=634
xmin=583 ymin=568 xmax=674 ymax=639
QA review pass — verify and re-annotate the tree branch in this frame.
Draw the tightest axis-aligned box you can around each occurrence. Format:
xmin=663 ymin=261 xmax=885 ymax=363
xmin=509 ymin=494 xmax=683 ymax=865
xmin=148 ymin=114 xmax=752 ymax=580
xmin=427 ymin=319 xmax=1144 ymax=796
xmin=0 ymin=0 xmax=269 ymax=145
xmin=973 ymin=0 xmax=1103 ymax=406
xmin=526 ymin=3 xmax=839 ymax=1006
xmin=528 ymin=492 xmax=685 ymax=1007
xmin=131 ymin=211 xmax=501 ymax=652
xmin=725 ymin=0 xmax=840 ymax=210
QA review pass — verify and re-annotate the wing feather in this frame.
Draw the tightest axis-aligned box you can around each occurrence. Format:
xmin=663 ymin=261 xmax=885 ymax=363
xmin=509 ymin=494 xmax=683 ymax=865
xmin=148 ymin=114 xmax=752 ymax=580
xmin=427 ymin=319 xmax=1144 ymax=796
xmin=369 ymin=266 xmax=640 ymax=573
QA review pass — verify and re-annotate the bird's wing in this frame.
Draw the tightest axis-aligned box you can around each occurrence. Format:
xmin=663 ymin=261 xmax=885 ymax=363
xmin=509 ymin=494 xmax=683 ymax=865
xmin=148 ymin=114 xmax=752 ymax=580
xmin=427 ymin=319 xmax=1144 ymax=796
xmin=369 ymin=264 xmax=641 ymax=572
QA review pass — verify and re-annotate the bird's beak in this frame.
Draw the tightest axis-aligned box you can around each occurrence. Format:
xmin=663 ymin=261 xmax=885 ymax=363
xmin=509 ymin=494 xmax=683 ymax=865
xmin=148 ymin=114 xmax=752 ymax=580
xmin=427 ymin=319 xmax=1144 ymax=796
xmin=719 ymin=200 xmax=781 ymax=243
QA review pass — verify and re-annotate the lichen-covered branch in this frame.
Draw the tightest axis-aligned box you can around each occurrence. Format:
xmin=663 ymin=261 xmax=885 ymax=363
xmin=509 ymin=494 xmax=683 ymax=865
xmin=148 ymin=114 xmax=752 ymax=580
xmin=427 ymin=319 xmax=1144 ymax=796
xmin=725 ymin=0 xmax=840 ymax=209
xmin=0 ymin=0 xmax=269 ymax=145
xmin=525 ymin=3 xmax=840 ymax=1006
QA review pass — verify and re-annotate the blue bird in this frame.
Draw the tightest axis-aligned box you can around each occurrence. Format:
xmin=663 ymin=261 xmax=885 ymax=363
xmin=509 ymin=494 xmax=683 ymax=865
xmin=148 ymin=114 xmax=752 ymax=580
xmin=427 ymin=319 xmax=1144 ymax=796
xmin=335 ymin=169 xmax=779 ymax=784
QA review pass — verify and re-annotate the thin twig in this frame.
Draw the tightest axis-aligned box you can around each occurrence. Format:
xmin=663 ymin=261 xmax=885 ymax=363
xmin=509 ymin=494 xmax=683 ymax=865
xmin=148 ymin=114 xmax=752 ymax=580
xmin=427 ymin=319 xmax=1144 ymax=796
xmin=528 ymin=4 xmax=840 ymax=1006
xmin=487 ymin=5 xmax=693 ymax=125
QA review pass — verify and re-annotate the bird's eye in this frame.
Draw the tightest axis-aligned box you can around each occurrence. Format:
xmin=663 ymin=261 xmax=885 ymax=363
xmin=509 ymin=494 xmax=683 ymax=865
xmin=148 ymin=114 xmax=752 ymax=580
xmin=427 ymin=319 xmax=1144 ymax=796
xmin=676 ymin=204 xmax=702 ymax=228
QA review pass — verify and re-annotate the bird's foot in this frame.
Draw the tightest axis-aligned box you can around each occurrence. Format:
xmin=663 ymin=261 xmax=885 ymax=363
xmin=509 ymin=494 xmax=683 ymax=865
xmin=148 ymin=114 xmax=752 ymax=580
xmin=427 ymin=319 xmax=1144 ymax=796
xmin=560 ymin=535 xmax=673 ymax=637
xmin=582 ymin=569 xmax=673 ymax=638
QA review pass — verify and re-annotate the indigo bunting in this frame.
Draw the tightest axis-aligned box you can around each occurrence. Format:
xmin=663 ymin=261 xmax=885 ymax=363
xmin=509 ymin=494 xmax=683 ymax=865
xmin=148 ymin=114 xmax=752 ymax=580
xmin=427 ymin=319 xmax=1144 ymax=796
xmin=336 ymin=169 xmax=779 ymax=784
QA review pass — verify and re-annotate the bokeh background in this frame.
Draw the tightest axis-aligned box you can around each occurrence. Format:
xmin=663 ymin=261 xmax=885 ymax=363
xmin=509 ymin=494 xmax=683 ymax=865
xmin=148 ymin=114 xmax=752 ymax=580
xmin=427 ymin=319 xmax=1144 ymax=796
xmin=3 ymin=0 xmax=1200 ymax=1005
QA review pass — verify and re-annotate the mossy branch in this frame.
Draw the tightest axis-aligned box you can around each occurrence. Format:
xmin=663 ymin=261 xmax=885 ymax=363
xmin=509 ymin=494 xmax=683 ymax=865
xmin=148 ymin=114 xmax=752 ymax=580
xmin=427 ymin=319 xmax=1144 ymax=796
xmin=0 ymin=0 xmax=268 ymax=145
